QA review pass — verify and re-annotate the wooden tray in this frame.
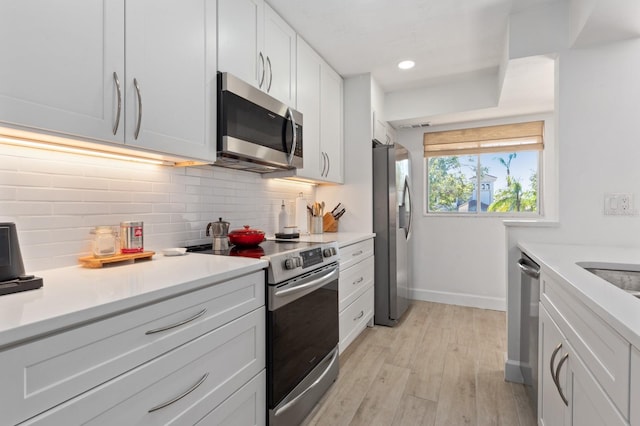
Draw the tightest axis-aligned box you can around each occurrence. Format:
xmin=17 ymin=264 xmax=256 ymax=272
xmin=78 ymin=251 xmax=155 ymax=268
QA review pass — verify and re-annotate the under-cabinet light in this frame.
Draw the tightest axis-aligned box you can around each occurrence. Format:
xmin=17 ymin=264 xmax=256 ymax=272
xmin=0 ymin=136 xmax=170 ymax=166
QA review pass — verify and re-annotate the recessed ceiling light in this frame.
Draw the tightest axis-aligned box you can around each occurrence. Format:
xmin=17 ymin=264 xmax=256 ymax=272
xmin=398 ymin=60 xmax=415 ymax=70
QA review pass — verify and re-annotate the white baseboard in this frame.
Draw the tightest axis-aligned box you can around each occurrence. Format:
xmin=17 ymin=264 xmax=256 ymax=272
xmin=504 ymin=359 xmax=525 ymax=383
xmin=410 ymin=288 xmax=506 ymax=311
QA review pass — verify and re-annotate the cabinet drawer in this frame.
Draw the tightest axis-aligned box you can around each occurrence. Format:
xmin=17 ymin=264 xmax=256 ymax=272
xmin=195 ymin=370 xmax=266 ymax=426
xmin=24 ymin=308 xmax=266 ymax=425
xmin=339 ymin=255 xmax=374 ymax=312
xmin=541 ymin=273 xmax=630 ymax=418
xmin=339 ymin=239 xmax=374 ymax=271
xmin=2 ymin=271 xmax=265 ymax=426
xmin=339 ymin=285 xmax=374 ymax=353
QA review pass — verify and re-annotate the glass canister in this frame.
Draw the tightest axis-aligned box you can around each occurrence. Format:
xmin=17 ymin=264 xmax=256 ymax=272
xmin=120 ymin=221 xmax=144 ymax=253
xmin=91 ymin=226 xmax=117 ymax=258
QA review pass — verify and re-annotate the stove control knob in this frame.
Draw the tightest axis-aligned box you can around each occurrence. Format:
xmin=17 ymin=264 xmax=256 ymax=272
xmin=323 ymin=248 xmax=336 ymax=258
xmin=284 ymin=257 xmax=302 ymax=270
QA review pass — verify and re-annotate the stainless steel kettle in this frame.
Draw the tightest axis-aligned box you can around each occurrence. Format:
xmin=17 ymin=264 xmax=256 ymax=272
xmin=206 ymin=218 xmax=230 ymax=251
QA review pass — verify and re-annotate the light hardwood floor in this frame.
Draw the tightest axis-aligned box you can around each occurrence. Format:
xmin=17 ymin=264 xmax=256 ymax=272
xmin=302 ymin=301 xmax=537 ymax=426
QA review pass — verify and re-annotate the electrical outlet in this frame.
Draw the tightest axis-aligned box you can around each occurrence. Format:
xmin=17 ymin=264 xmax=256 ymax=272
xmin=604 ymin=193 xmax=638 ymax=215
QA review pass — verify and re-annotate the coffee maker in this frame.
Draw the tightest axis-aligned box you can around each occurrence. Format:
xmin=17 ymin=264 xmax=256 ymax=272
xmin=206 ymin=218 xmax=230 ymax=252
xmin=0 ymin=223 xmax=43 ymax=296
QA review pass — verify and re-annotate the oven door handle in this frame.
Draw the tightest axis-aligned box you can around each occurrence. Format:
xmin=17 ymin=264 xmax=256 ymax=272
xmin=274 ymin=267 xmax=339 ymax=298
xmin=274 ymin=348 xmax=339 ymax=416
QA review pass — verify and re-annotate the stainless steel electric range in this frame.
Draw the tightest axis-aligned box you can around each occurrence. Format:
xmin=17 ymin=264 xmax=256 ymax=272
xmin=186 ymin=240 xmax=340 ymax=425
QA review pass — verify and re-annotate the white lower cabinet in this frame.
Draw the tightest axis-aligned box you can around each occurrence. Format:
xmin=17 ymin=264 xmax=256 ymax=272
xmin=538 ymin=272 xmax=630 ymax=426
xmin=632 ymin=347 xmax=640 ymax=426
xmin=5 ymin=272 xmax=266 ymax=426
xmin=338 ymin=238 xmax=374 ymax=353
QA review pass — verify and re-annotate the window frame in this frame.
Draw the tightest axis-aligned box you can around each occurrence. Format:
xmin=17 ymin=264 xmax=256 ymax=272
xmin=423 ymin=149 xmax=544 ymax=218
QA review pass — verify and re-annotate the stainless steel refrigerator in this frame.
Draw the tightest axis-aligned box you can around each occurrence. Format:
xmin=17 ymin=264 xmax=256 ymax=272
xmin=372 ymin=141 xmax=412 ymax=326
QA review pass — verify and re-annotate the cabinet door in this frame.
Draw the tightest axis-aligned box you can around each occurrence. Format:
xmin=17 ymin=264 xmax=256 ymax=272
xmin=263 ymin=4 xmax=296 ymax=106
xmin=125 ymin=0 xmax=216 ymax=161
xmin=295 ymin=37 xmax=322 ymax=180
xmin=217 ymin=0 xmax=264 ymax=90
xmin=0 ymin=0 xmax=124 ymax=143
xmin=569 ymin=348 xmax=627 ymax=426
xmin=320 ymin=65 xmax=344 ymax=183
xmin=539 ymin=306 xmax=568 ymax=426
xmin=631 ymin=347 xmax=639 ymax=426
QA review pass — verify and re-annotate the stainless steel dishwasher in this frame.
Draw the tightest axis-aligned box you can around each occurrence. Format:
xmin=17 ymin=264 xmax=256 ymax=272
xmin=518 ymin=252 xmax=541 ymax=412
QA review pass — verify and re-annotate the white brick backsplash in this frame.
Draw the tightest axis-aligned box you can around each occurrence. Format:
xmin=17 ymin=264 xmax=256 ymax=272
xmin=0 ymin=146 xmax=316 ymax=271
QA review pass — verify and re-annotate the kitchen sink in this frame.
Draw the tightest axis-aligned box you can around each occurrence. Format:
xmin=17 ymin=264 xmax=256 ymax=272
xmin=577 ymin=262 xmax=640 ymax=298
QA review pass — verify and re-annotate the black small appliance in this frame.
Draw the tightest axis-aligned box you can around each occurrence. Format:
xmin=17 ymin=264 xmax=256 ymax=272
xmin=0 ymin=223 xmax=43 ymax=296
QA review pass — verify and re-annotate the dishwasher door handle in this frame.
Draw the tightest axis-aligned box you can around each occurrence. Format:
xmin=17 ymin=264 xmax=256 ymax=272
xmin=518 ymin=259 xmax=540 ymax=279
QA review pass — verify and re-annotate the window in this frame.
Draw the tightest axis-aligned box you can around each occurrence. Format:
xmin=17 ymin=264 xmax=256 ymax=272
xmin=424 ymin=121 xmax=543 ymax=215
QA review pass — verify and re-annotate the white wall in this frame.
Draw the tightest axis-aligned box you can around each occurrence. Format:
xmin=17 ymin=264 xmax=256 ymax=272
xmin=396 ymin=112 xmax=555 ymax=311
xmin=0 ymin=144 xmax=314 ymax=271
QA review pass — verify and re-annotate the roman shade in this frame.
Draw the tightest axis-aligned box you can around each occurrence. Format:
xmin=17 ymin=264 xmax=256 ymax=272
xmin=423 ymin=121 xmax=544 ymax=157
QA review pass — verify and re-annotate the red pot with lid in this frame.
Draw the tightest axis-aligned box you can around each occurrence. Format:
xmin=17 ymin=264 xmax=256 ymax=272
xmin=228 ymin=225 xmax=265 ymax=247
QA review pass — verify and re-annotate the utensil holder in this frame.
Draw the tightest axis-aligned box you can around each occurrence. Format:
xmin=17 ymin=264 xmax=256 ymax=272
xmin=311 ymin=216 xmax=323 ymax=234
xmin=322 ymin=213 xmax=338 ymax=232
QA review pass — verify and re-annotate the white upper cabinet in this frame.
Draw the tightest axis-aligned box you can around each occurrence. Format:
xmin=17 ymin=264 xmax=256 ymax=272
xmin=0 ymin=0 xmax=217 ymax=162
xmin=125 ymin=0 xmax=217 ymax=161
xmin=263 ymin=4 xmax=296 ymax=107
xmin=217 ymin=0 xmax=264 ymax=89
xmin=320 ymin=65 xmax=343 ymax=183
xmin=295 ymin=36 xmax=343 ymax=183
xmin=217 ymin=0 xmax=296 ymax=107
xmin=0 ymin=0 xmax=125 ymax=143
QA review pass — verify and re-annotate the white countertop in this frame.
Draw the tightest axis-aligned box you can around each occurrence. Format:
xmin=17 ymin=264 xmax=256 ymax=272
xmin=518 ymin=242 xmax=640 ymax=349
xmin=271 ymin=232 xmax=375 ymax=247
xmin=0 ymin=253 xmax=267 ymax=348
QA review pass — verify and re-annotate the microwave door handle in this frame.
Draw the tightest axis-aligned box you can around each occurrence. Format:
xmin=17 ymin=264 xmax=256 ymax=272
xmin=287 ymin=107 xmax=297 ymax=166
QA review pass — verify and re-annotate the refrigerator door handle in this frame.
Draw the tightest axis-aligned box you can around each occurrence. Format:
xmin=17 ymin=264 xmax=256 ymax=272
xmin=404 ymin=177 xmax=413 ymax=239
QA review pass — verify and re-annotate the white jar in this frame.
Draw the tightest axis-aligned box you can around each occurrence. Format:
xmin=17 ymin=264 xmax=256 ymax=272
xmin=92 ymin=226 xmax=117 ymax=258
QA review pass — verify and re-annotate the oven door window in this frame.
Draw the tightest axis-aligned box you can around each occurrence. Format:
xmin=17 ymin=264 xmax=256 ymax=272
xmin=268 ymin=278 xmax=338 ymax=407
xmin=221 ymin=91 xmax=299 ymax=154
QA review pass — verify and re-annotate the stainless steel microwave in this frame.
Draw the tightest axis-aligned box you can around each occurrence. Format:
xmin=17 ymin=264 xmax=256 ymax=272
xmin=216 ymin=72 xmax=303 ymax=173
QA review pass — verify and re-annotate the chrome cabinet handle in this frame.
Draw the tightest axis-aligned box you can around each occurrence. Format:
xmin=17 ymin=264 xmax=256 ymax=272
xmin=352 ymin=250 xmax=363 ymax=257
xmin=286 ymin=107 xmax=297 ymax=166
xmin=353 ymin=277 xmax=364 ymax=285
xmin=133 ymin=78 xmax=142 ymax=140
xmin=354 ymin=310 xmax=364 ymax=321
xmin=321 ymin=152 xmax=327 ymax=176
xmin=549 ymin=342 xmax=562 ymax=386
xmin=266 ymin=56 xmax=272 ymax=92
xmin=147 ymin=372 xmax=209 ymax=413
xmin=555 ymin=353 xmax=569 ymax=406
xmin=325 ymin=152 xmax=330 ymax=177
xmin=145 ymin=308 xmax=207 ymax=335
xmin=258 ymin=52 xmax=265 ymax=88
xmin=112 ymin=72 xmax=122 ymax=135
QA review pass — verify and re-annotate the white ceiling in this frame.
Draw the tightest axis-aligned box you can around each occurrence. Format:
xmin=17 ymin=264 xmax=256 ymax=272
xmin=267 ymin=0 xmax=559 ymax=125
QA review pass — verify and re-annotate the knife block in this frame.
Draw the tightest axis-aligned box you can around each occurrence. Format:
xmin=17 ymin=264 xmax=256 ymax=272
xmin=322 ymin=213 xmax=339 ymax=232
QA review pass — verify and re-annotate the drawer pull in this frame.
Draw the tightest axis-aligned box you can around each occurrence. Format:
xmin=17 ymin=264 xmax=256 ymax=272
xmin=145 ymin=308 xmax=207 ymax=335
xmin=352 ymin=250 xmax=363 ymax=257
xmin=353 ymin=277 xmax=364 ymax=285
xmin=148 ymin=372 xmax=209 ymax=413
xmin=555 ymin=353 xmax=569 ymax=406
xmin=354 ymin=310 xmax=364 ymax=321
